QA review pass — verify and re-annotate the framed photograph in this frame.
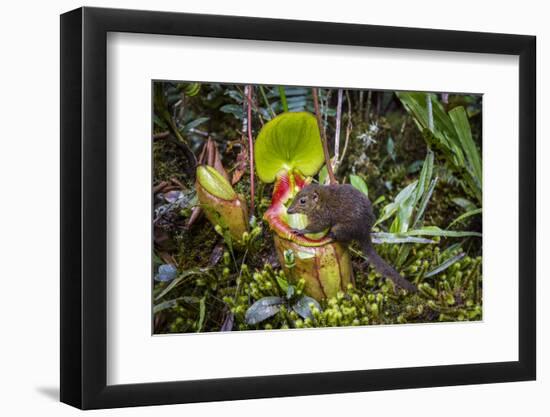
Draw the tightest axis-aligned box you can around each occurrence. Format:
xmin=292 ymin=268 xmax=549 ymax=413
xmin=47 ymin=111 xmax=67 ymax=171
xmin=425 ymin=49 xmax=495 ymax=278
xmin=60 ymin=6 xmax=536 ymax=409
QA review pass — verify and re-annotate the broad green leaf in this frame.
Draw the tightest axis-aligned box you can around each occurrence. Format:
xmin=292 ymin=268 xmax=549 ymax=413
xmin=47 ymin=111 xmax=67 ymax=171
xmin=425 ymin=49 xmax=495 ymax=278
xmin=254 ymin=112 xmax=324 ymax=183
xmin=292 ymin=296 xmax=321 ymax=320
xmin=349 ymin=174 xmax=369 ymax=196
xmin=196 ymin=165 xmax=237 ymax=200
xmin=245 ymin=296 xmax=284 ymax=325
xmin=183 ymin=116 xmax=209 ymax=133
xmin=219 ymin=103 xmax=243 ymax=119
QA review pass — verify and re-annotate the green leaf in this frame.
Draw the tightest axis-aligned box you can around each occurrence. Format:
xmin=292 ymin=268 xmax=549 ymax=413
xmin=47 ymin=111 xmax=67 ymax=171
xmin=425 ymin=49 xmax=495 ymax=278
xmin=278 ymin=86 xmax=289 ymax=112
xmin=183 ymin=117 xmax=209 ymax=133
xmin=153 ymin=296 xmax=200 ymax=314
xmin=397 ymin=92 xmax=482 ymax=206
xmin=292 ymin=296 xmax=321 ymax=320
xmin=276 ymin=276 xmax=289 ymax=292
xmin=255 ymin=112 xmax=325 ymax=183
xmin=153 ymin=115 xmax=167 ymax=129
xmin=155 ymin=268 xmax=211 ymax=300
xmin=196 ymin=165 xmax=237 ymax=200
xmin=413 ymin=177 xmax=438 ymax=228
xmin=425 ymin=252 xmax=466 ymax=278
xmin=197 ymin=297 xmax=206 ymax=332
xmin=153 ymin=299 xmax=178 ymax=314
xmin=449 ymin=106 xmax=482 ymax=188
xmin=386 ymin=136 xmax=396 ymax=161
xmin=414 ymin=150 xmax=434 ymax=206
xmin=375 ymin=181 xmax=417 ymax=227
xmin=371 ymin=232 xmax=435 ymax=244
xmin=349 ymin=174 xmax=369 ymax=196
xmin=407 ymin=226 xmax=481 ymax=238
xmin=177 ymin=82 xmax=201 ymax=96
xmin=372 ymin=195 xmax=385 ymax=206
xmin=220 ymin=103 xmax=243 ymax=119
xmin=318 ymin=165 xmax=328 ymax=185
xmin=245 ymin=297 xmax=284 ymax=325
xmin=448 ymin=208 xmax=482 ymax=229
xmin=452 ymin=197 xmax=477 ymax=212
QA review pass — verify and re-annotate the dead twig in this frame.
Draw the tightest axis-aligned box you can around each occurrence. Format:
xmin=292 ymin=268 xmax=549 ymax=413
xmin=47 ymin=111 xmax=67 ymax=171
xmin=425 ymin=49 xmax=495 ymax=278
xmin=171 ymin=177 xmax=186 ymax=190
xmin=246 ymin=85 xmax=256 ymax=217
xmin=365 ymin=90 xmax=372 ymax=124
xmin=339 ymin=90 xmax=353 ymax=167
xmin=333 ymin=89 xmax=343 ymax=173
xmin=153 ymin=181 xmax=169 ymax=194
xmin=236 ymin=85 xmax=265 ymax=126
xmin=153 ymin=131 xmax=170 ymax=140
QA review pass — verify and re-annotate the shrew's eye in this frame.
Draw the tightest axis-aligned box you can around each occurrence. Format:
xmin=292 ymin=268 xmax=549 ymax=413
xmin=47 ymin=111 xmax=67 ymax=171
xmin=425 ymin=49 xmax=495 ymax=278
xmin=299 ymin=198 xmax=306 ymax=204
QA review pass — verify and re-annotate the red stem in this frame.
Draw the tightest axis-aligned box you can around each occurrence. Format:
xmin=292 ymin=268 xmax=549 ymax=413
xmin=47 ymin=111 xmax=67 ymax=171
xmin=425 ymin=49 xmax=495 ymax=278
xmin=247 ymin=86 xmax=255 ymax=217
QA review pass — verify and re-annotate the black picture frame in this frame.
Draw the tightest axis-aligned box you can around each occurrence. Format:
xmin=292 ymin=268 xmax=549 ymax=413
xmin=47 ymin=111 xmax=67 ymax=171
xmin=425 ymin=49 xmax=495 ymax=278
xmin=60 ymin=6 xmax=536 ymax=410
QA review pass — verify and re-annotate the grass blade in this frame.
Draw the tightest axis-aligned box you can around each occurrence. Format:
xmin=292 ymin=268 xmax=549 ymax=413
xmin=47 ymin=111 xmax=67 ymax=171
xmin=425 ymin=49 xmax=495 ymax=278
xmin=372 ymin=232 xmax=435 ymax=244
xmin=448 ymin=208 xmax=482 ymax=229
xmin=413 ymin=177 xmax=438 ymax=227
xmin=407 ymin=226 xmax=481 ymax=238
xmin=197 ymin=297 xmax=206 ymax=332
xmin=278 ymin=86 xmax=288 ymax=112
xmin=155 ymin=268 xmax=211 ymax=301
xmin=425 ymin=252 xmax=466 ymax=278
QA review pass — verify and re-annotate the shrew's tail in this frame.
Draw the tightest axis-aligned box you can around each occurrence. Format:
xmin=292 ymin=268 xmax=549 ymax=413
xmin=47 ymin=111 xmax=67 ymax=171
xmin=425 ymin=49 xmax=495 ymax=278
xmin=362 ymin=239 xmax=417 ymax=293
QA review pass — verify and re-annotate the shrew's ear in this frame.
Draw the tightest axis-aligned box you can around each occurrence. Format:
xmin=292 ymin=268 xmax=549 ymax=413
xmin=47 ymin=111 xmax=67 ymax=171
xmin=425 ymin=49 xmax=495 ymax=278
xmin=312 ymin=191 xmax=319 ymax=202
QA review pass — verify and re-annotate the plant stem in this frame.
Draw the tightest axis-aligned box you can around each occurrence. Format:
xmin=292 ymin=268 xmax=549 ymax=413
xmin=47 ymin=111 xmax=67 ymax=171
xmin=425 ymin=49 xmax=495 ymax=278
xmin=259 ymin=86 xmax=276 ymax=118
xmin=278 ymin=86 xmax=288 ymax=112
xmin=338 ymin=90 xmax=353 ymax=166
xmin=365 ymin=90 xmax=372 ymax=123
xmin=312 ymin=88 xmax=337 ymax=184
xmin=333 ymin=89 xmax=343 ymax=172
xmin=322 ymin=89 xmax=332 ymax=139
xmin=236 ymin=85 xmax=264 ymax=126
xmin=247 ymin=85 xmax=256 ymax=217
